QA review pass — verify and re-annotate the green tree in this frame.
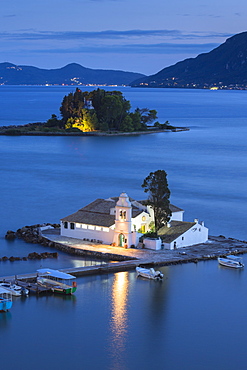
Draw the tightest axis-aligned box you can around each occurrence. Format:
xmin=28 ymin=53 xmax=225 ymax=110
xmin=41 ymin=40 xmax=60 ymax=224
xmin=65 ymin=109 xmax=98 ymax=131
xmin=89 ymin=89 xmax=131 ymax=130
xmin=60 ymin=88 xmax=88 ymax=123
xmin=59 ymin=88 xmax=159 ymax=133
xmin=45 ymin=114 xmax=63 ymax=128
xmin=121 ymin=115 xmax=134 ymax=132
xmin=136 ymin=108 xmax=158 ymax=126
xmin=65 ymin=117 xmax=74 ymax=130
xmin=142 ymin=170 xmax=171 ymax=231
xmin=129 ymin=111 xmax=143 ymax=131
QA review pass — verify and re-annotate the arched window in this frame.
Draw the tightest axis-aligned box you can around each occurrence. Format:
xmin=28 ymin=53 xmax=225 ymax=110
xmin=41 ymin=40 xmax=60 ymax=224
xmin=119 ymin=210 xmax=126 ymax=220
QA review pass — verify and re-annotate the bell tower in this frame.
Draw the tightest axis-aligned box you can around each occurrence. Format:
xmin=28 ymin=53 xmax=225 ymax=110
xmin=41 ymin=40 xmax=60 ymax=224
xmin=113 ymin=193 xmax=132 ymax=247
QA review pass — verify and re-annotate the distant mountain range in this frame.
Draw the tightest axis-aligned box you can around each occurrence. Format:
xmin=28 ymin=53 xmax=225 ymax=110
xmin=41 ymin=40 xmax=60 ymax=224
xmin=131 ymin=32 xmax=247 ymax=89
xmin=0 ymin=63 xmax=145 ymax=86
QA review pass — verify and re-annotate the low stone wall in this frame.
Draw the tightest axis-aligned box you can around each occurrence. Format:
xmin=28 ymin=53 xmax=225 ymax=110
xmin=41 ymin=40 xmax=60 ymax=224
xmin=50 ymin=240 xmax=136 ymax=261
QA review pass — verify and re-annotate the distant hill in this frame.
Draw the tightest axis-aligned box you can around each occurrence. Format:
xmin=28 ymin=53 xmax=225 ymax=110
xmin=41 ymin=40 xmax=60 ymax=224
xmin=0 ymin=63 xmax=145 ymax=86
xmin=131 ymin=32 xmax=247 ymax=89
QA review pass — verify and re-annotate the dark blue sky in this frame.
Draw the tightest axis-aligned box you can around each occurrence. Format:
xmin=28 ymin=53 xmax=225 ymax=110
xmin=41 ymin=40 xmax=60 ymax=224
xmin=1 ymin=0 xmax=245 ymax=74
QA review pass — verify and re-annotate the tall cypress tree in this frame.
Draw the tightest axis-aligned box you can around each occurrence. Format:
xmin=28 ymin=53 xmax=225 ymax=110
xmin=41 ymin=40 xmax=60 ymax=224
xmin=142 ymin=170 xmax=171 ymax=231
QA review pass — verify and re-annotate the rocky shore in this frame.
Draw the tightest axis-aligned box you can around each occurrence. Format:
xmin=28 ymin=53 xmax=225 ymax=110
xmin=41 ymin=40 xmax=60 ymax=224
xmin=4 ymin=224 xmax=59 ymax=262
xmin=0 ymin=125 xmax=189 ymax=136
xmin=5 ymin=223 xmax=60 ymax=244
xmin=0 ymin=251 xmax=58 ymax=262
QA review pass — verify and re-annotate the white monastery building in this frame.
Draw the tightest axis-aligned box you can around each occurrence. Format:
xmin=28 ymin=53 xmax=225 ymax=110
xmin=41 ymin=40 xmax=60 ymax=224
xmin=60 ymin=193 xmax=208 ymax=250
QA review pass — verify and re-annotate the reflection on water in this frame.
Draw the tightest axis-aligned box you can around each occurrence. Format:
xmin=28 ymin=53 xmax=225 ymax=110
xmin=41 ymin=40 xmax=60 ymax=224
xmin=109 ymin=271 xmax=129 ymax=369
xmin=0 ymin=311 xmax=12 ymax=329
xmin=70 ymin=259 xmax=106 ymax=269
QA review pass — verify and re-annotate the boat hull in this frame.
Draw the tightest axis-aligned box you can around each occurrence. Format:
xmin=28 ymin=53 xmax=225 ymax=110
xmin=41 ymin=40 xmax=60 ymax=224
xmin=136 ymin=267 xmax=163 ymax=280
xmin=53 ymin=286 xmax=76 ymax=295
xmin=0 ymin=298 xmax=12 ymax=312
xmin=218 ymin=258 xmax=244 ymax=269
xmin=0 ymin=283 xmax=22 ymax=296
xmin=37 ymin=277 xmax=76 ymax=295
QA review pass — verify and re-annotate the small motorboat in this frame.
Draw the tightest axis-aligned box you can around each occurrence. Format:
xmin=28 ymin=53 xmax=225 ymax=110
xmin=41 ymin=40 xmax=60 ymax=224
xmin=20 ymin=286 xmax=29 ymax=296
xmin=218 ymin=255 xmax=244 ymax=269
xmin=0 ymin=287 xmax=12 ymax=312
xmin=136 ymin=267 xmax=164 ymax=280
xmin=0 ymin=282 xmax=28 ymax=297
xmin=0 ymin=281 xmax=29 ymax=297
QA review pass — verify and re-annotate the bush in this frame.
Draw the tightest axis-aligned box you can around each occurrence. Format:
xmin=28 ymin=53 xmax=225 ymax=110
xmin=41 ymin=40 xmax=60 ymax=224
xmin=40 ymin=126 xmax=63 ymax=133
xmin=5 ymin=129 xmax=22 ymax=135
xmin=65 ymin=127 xmax=81 ymax=133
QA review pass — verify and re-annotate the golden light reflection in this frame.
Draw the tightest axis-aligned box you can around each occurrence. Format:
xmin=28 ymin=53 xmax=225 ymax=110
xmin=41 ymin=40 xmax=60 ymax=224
xmin=109 ymin=271 xmax=129 ymax=368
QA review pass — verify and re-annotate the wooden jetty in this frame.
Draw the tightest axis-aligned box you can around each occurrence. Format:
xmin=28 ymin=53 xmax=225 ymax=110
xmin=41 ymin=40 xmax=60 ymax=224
xmin=15 ymin=280 xmax=52 ymax=295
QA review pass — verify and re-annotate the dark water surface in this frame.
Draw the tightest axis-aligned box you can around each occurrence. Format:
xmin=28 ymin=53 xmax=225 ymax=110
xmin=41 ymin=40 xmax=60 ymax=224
xmin=1 ymin=87 xmax=247 ymax=369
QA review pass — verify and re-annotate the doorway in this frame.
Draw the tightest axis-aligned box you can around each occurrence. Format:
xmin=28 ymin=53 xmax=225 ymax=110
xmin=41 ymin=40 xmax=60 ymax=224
xmin=119 ymin=233 xmax=125 ymax=247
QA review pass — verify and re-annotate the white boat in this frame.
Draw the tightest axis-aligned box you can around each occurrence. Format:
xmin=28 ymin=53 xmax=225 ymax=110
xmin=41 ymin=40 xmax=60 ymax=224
xmin=218 ymin=255 xmax=244 ymax=269
xmin=0 ymin=287 xmax=12 ymax=312
xmin=37 ymin=268 xmax=77 ymax=295
xmin=0 ymin=282 xmax=29 ymax=296
xmin=136 ymin=267 xmax=164 ymax=280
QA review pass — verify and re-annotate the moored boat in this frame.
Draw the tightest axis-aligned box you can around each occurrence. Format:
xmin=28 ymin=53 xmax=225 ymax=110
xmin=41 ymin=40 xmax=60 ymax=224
xmin=0 ymin=287 xmax=12 ymax=312
xmin=0 ymin=282 xmax=29 ymax=297
xmin=218 ymin=255 xmax=244 ymax=269
xmin=37 ymin=268 xmax=77 ymax=295
xmin=136 ymin=267 xmax=164 ymax=280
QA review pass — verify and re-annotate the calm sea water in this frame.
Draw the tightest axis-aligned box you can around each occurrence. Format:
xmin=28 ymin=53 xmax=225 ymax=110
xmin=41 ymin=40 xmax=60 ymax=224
xmin=1 ymin=86 xmax=247 ymax=370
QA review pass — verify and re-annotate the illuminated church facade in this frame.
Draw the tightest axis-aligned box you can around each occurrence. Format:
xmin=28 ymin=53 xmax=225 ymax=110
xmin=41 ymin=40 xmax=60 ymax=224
xmin=60 ymin=192 xmax=208 ymax=250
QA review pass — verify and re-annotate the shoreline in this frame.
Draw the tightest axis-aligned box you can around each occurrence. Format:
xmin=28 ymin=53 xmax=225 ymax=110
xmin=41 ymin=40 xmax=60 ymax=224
xmin=0 ymin=127 xmax=189 ymax=136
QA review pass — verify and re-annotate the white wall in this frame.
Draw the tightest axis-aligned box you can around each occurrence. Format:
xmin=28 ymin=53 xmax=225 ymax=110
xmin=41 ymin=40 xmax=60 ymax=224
xmin=61 ymin=221 xmax=143 ymax=247
xmin=163 ymin=222 xmax=208 ymax=250
xmin=143 ymin=237 xmax=162 ymax=250
xmin=170 ymin=211 xmax=184 ymax=222
xmin=132 ymin=211 xmax=153 ymax=232
xmin=60 ymin=222 xmax=114 ymax=244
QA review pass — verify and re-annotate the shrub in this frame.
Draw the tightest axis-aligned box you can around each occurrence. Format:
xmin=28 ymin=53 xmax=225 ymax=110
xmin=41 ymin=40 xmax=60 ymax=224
xmin=5 ymin=129 xmax=22 ymax=135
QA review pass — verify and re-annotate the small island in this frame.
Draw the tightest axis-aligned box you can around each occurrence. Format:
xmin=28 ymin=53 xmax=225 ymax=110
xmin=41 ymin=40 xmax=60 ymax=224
xmin=0 ymin=88 xmax=189 ymax=136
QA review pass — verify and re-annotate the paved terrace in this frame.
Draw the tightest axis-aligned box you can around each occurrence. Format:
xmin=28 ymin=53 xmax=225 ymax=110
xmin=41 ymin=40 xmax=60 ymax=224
xmin=41 ymin=229 xmax=247 ymax=262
